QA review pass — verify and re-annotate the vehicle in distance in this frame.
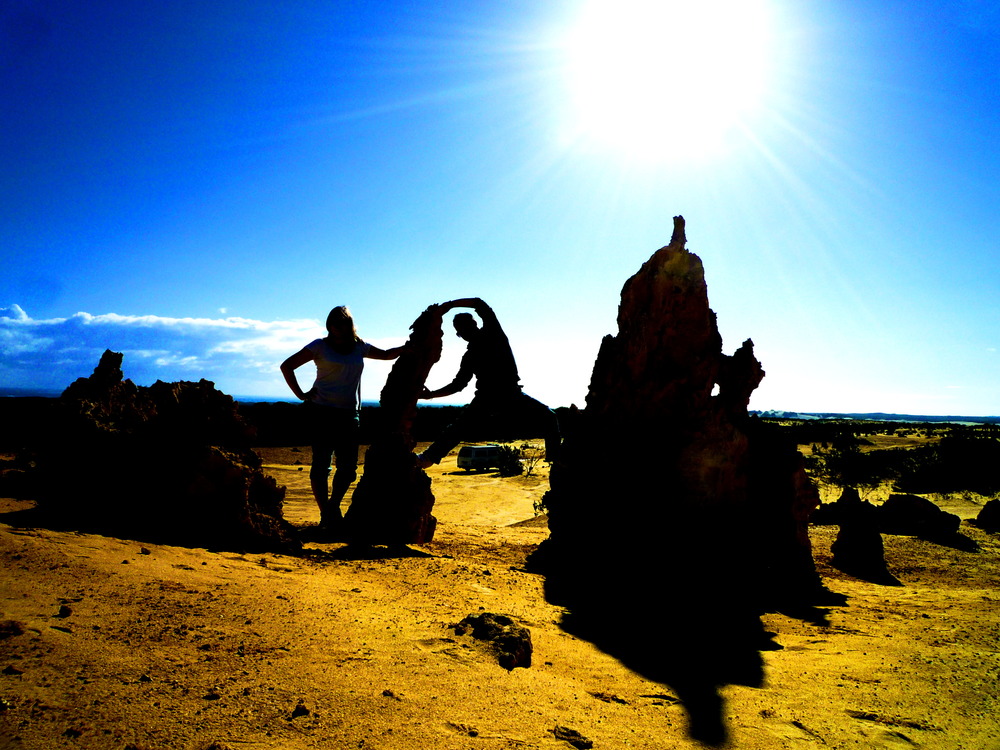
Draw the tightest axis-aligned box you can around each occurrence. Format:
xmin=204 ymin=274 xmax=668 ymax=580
xmin=456 ymin=444 xmax=502 ymax=471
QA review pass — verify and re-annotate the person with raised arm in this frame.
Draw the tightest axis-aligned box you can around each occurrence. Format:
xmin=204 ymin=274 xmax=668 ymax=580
xmin=416 ymin=297 xmax=559 ymax=468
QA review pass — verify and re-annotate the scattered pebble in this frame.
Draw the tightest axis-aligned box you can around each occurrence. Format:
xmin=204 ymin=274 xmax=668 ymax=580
xmin=447 ymin=722 xmax=479 ymax=737
xmin=452 ymin=612 xmax=532 ymax=670
xmin=553 ymin=725 xmax=593 ymax=749
xmin=589 ymin=691 xmax=628 ymax=704
xmin=0 ymin=621 xmax=25 ymax=640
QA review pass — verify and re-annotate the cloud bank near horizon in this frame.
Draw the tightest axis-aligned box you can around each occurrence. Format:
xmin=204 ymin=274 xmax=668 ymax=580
xmin=0 ymin=304 xmax=327 ymax=396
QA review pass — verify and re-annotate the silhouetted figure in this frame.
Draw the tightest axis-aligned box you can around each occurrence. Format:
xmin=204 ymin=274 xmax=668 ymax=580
xmin=416 ymin=297 xmax=559 ymax=467
xmin=280 ymin=306 xmax=405 ymax=531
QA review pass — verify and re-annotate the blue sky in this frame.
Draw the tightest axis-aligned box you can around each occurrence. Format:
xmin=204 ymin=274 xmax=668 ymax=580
xmin=2 ymin=0 xmax=998 ymax=415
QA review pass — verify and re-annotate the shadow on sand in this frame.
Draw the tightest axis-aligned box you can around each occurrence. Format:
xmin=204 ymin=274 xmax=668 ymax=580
xmin=300 ymin=539 xmax=435 ymax=562
xmin=0 ymin=502 xmax=438 ymax=566
xmin=529 ymin=522 xmax=846 ymax=747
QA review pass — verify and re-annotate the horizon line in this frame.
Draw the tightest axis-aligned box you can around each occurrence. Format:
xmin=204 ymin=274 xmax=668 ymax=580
xmin=2 ymin=388 xmax=997 ymax=423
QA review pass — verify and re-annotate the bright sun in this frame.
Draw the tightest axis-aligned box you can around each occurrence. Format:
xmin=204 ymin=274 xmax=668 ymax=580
xmin=563 ymin=0 xmax=774 ymax=161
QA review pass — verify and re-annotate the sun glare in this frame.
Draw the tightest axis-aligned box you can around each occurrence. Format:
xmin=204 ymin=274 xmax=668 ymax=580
xmin=562 ymin=0 xmax=774 ymax=161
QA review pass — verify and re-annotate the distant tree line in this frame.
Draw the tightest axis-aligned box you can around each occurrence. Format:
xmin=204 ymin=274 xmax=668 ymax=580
xmin=765 ymin=418 xmax=1000 ymax=497
xmin=894 ymin=430 xmax=1000 ymax=495
xmin=767 ymin=419 xmax=953 ymax=447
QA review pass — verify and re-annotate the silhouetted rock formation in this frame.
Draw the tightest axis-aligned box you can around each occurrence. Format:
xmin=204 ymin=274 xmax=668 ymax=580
xmin=22 ymin=350 xmax=297 ymax=552
xmin=831 ymin=518 xmax=901 ymax=585
xmin=531 ymin=217 xmax=826 ymax=745
xmin=814 ymin=488 xmax=977 ymax=569
xmin=811 ymin=486 xmax=867 ymax=525
xmin=878 ymin=493 xmax=960 ymax=540
xmin=811 ymin=487 xmax=901 ymax=584
xmin=829 ymin=495 xmax=901 ymax=586
xmin=344 ymin=306 xmax=443 ymax=544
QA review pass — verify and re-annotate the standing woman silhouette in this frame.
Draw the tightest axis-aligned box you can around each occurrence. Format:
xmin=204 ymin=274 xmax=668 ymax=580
xmin=281 ymin=306 xmax=406 ymax=531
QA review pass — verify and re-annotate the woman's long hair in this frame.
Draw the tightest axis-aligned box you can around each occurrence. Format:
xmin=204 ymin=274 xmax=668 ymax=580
xmin=325 ymin=305 xmax=361 ymax=351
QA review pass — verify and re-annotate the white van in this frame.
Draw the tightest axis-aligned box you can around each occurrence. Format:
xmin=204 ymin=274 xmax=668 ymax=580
xmin=456 ymin=444 xmax=502 ymax=471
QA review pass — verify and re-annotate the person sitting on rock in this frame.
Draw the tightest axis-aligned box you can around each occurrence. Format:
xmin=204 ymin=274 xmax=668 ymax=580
xmin=416 ymin=298 xmax=559 ymax=468
xmin=281 ymin=305 xmax=407 ymax=531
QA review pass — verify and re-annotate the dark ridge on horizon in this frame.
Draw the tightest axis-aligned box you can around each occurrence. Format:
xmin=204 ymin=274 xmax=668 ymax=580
xmin=0 ymin=387 xmax=65 ymax=399
xmin=2 ymin=389 xmax=996 ymax=424
xmin=753 ymin=409 xmax=1000 ymax=425
xmin=0 ymin=388 xmax=460 ymax=408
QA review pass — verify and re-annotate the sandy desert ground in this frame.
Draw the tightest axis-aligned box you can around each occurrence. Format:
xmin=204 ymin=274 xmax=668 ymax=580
xmin=1 ymin=442 xmax=999 ymax=750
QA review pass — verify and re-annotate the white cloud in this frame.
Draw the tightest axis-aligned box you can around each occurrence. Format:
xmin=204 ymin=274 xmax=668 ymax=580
xmin=0 ymin=306 xmax=326 ymax=396
xmin=0 ymin=304 xmax=29 ymax=322
xmin=153 ymin=354 xmax=203 ymax=369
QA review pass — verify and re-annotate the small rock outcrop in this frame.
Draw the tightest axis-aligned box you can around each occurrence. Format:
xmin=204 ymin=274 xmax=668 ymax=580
xmin=551 ymin=726 xmax=593 ymax=750
xmin=810 ymin=487 xmax=900 ymax=585
xmin=23 ymin=350 xmax=297 ymax=552
xmin=831 ymin=510 xmax=901 ymax=586
xmin=452 ymin=612 xmax=532 ymax=670
xmin=811 ymin=486 xmax=869 ymax=525
xmin=344 ymin=306 xmax=443 ymax=544
xmin=974 ymin=498 xmax=1000 ymax=532
xmin=878 ymin=493 xmax=961 ymax=540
